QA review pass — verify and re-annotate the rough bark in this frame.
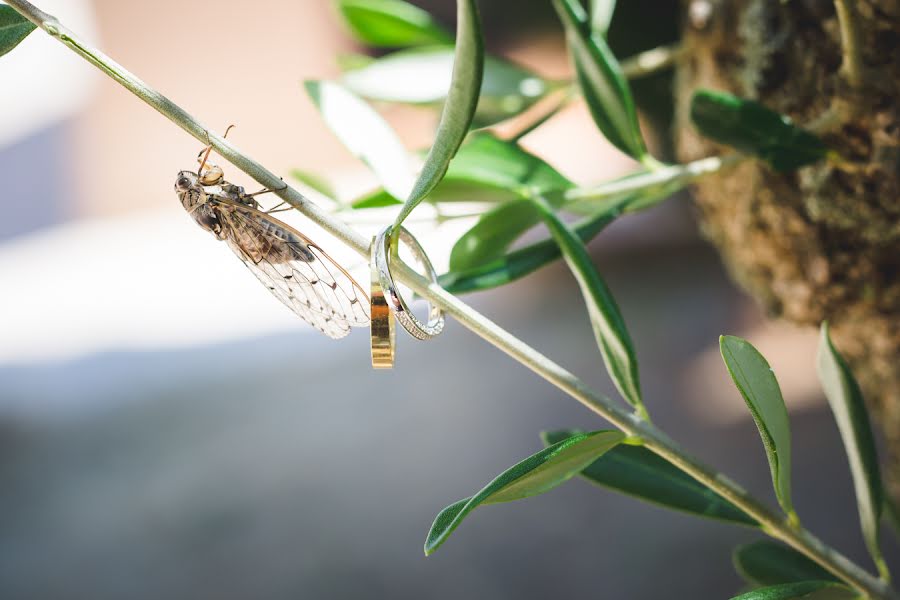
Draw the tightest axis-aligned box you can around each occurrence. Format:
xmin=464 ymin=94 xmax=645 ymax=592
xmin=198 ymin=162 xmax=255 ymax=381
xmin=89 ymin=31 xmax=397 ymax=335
xmin=675 ymin=0 xmax=900 ymax=501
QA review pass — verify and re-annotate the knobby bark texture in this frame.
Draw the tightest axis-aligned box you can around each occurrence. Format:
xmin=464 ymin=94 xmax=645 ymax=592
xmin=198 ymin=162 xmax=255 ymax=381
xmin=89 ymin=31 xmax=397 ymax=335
xmin=675 ymin=0 xmax=900 ymax=500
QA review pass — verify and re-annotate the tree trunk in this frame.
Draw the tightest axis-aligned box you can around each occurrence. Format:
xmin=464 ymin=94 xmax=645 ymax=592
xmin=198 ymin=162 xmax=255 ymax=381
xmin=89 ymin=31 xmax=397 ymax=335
xmin=675 ymin=0 xmax=900 ymax=501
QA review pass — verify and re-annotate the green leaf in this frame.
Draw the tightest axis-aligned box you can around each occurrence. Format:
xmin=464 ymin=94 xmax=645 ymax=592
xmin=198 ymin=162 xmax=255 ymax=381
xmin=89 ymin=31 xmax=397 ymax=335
xmin=336 ymin=0 xmax=452 ymax=47
xmin=349 ymin=133 xmax=573 ymax=209
xmin=817 ymin=322 xmax=886 ymax=576
xmin=720 ymin=335 xmax=795 ymax=518
xmin=690 ymin=90 xmax=828 ymax=172
xmin=543 ymin=430 xmax=757 ymax=526
xmin=393 ymin=0 xmax=484 ymax=228
xmin=289 ymin=169 xmax=336 ymax=200
xmin=0 ymin=5 xmax=36 ymax=58
xmin=729 ymin=581 xmax=857 ymax=600
xmin=350 ymin=188 xmax=403 ymax=209
xmin=444 ymin=133 xmax=572 ymax=194
xmin=341 ymin=46 xmax=553 ymax=128
xmin=444 ymin=135 xmax=574 ymax=271
xmin=553 ymin=0 xmax=648 ymax=160
xmin=733 ymin=541 xmax=840 ymax=587
xmin=305 ymin=80 xmax=413 ymax=201
xmin=449 ymin=200 xmax=541 ymax=271
xmin=424 ymin=430 xmax=624 ymax=555
xmin=590 ymin=0 xmax=617 ymax=35
xmin=532 ymin=197 xmax=643 ymax=413
xmin=439 ymin=210 xmax=616 ymax=294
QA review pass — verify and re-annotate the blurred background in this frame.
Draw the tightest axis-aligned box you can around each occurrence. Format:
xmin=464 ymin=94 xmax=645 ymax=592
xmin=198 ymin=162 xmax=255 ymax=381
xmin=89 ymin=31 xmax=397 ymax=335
xmin=0 ymin=1 xmax=894 ymax=598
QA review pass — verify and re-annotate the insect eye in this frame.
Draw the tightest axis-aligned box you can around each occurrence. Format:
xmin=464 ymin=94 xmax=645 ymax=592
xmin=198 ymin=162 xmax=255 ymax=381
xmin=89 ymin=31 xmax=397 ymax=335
xmin=176 ymin=176 xmax=192 ymax=191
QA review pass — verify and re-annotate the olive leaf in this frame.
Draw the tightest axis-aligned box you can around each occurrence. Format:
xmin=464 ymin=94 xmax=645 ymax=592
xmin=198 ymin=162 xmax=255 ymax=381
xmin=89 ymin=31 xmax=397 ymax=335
xmin=720 ymin=336 xmax=795 ymax=519
xmin=0 ymin=5 xmax=36 ymax=58
xmin=393 ymin=0 xmax=483 ymax=229
xmin=336 ymin=0 xmax=451 ymax=47
xmin=425 ymin=431 xmax=624 ymax=555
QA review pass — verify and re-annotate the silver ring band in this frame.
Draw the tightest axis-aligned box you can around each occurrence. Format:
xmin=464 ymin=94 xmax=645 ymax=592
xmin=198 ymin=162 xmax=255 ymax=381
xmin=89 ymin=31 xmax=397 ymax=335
xmin=374 ymin=226 xmax=445 ymax=340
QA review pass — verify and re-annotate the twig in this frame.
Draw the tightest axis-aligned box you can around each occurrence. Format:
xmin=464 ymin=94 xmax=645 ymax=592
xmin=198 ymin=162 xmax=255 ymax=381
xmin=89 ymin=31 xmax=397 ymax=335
xmin=564 ymin=154 xmax=744 ymax=204
xmin=5 ymin=2 xmax=896 ymax=598
xmin=834 ymin=0 xmax=866 ymax=90
xmin=620 ymin=43 xmax=684 ymax=80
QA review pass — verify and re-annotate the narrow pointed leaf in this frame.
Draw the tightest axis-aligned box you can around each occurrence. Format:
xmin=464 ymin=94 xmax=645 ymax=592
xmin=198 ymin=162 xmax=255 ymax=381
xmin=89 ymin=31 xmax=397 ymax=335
xmin=720 ymin=335 xmax=794 ymax=517
xmin=289 ymin=169 xmax=336 ymax=200
xmin=446 ymin=136 xmax=573 ymax=271
xmin=449 ymin=200 xmax=541 ymax=271
xmin=553 ymin=0 xmax=647 ymax=160
xmin=590 ymin=0 xmax=617 ymax=35
xmin=424 ymin=430 xmax=624 ymax=555
xmin=439 ymin=210 xmax=616 ymax=294
xmin=393 ymin=0 xmax=484 ymax=228
xmin=0 ymin=6 xmax=36 ymax=58
xmin=342 ymin=47 xmax=553 ymax=127
xmin=543 ymin=430 xmax=757 ymax=526
xmin=349 ymin=133 xmax=572 ymax=209
xmin=690 ymin=90 xmax=827 ymax=172
xmin=729 ymin=582 xmax=856 ymax=600
xmin=305 ymin=80 xmax=414 ymax=201
xmin=733 ymin=541 xmax=839 ymax=587
xmin=817 ymin=322 xmax=885 ymax=573
xmin=336 ymin=0 xmax=452 ymax=47
xmin=532 ymin=197 xmax=643 ymax=412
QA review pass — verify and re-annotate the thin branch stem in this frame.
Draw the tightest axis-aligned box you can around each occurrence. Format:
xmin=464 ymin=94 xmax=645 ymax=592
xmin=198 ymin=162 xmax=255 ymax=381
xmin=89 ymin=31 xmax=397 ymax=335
xmin=6 ymin=1 xmax=895 ymax=598
xmin=834 ymin=0 xmax=866 ymax=90
xmin=564 ymin=154 xmax=744 ymax=205
xmin=620 ymin=43 xmax=684 ymax=80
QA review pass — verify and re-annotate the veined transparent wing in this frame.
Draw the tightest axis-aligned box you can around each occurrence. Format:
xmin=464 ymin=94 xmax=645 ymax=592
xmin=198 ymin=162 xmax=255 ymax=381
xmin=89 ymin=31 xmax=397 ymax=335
xmin=213 ymin=197 xmax=370 ymax=339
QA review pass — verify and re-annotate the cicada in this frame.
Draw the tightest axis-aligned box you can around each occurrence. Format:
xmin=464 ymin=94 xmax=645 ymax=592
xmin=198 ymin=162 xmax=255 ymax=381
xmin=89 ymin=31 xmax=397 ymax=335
xmin=175 ymin=144 xmax=370 ymax=339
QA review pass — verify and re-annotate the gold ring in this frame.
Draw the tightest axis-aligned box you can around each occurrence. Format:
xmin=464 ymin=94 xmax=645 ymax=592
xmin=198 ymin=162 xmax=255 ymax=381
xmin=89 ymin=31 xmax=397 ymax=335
xmin=370 ymin=236 xmax=396 ymax=368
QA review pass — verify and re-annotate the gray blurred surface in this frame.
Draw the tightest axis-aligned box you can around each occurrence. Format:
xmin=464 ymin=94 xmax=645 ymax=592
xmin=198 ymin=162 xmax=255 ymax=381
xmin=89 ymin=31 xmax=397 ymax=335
xmin=0 ymin=243 xmax=891 ymax=600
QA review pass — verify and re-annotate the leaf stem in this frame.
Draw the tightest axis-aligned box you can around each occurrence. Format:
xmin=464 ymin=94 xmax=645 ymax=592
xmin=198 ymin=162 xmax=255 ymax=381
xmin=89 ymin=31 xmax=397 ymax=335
xmin=619 ymin=43 xmax=684 ymax=80
xmin=834 ymin=0 xmax=866 ymax=90
xmin=6 ymin=1 xmax=895 ymax=598
xmin=564 ymin=153 xmax=744 ymax=205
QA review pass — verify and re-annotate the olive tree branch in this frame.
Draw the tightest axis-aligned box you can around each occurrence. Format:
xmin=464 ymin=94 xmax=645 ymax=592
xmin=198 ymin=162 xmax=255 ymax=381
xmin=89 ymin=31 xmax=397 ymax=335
xmin=834 ymin=0 xmax=866 ymax=90
xmin=620 ymin=42 xmax=684 ymax=80
xmin=6 ymin=1 xmax=895 ymax=597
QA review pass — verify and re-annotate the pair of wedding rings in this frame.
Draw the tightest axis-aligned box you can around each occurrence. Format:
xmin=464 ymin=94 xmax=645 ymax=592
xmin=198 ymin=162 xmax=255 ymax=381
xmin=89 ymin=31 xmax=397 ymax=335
xmin=370 ymin=226 xmax=444 ymax=369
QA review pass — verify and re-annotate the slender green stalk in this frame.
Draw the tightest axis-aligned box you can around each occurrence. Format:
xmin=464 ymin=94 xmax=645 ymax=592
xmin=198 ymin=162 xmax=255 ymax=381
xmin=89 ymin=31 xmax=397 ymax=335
xmin=620 ymin=43 xmax=683 ymax=80
xmin=6 ymin=2 xmax=895 ymax=598
xmin=564 ymin=154 xmax=744 ymax=205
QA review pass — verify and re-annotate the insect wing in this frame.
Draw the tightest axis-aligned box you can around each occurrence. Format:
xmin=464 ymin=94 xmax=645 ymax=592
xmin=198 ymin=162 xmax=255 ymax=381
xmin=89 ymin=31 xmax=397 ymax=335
xmin=218 ymin=201 xmax=370 ymax=339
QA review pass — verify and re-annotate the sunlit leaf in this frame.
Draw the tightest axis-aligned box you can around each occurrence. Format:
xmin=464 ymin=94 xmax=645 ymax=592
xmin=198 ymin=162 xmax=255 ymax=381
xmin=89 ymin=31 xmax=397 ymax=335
xmin=817 ymin=323 xmax=886 ymax=575
xmin=543 ymin=430 xmax=757 ymax=526
xmin=553 ymin=0 xmax=648 ymax=160
xmin=289 ymin=169 xmax=336 ymax=200
xmin=733 ymin=540 xmax=839 ymax=587
xmin=342 ymin=46 xmax=553 ymax=127
xmin=393 ymin=0 xmax=484 ymax=228
xmin=729 ymin=581 xmax=856 ymax=600
xmin=0 ymin=6 xmax=36 ymax=58
xmin=533 ymin=197 xmax=643 ymax=413
xmin=425 ymin=430 xmax=624 ymax=555
xmin=690 ymin=90 xmax=828 ymax=172
xmin=720 ymin=335 xmax=795 ymax=518
xmin=349 ymin=132 xmax=572 ymax=209
xmin=449 ymin=200 xmax=541 ymax=271
xmin=439 ymin=209 xmax=616 ymax=294
xmin=305 ymin=80 xmax=414 ymax=201
xmin=336 ymin=0 xmax=452 ymax=47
